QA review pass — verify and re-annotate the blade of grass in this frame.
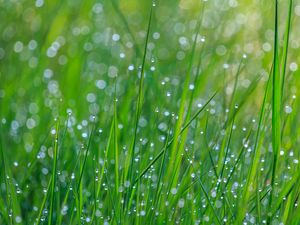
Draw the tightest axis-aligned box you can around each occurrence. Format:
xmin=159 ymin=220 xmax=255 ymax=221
xmin=280 ymin=0 xmax=293 ymax=94
xmin=270 ymin=173 xmax=300 ymax=217
xmin=113 ymin=80 xmax=122 ymax=223
xmin=91 ymin=118 xmax=114 ymax=223
xmin=75 ymin=118 xmax=95 ymax=222
xmin=0 ymin=126 xmax=22 ymax=225
xmin=57 ymin=150 xmax=83 ymax=225
xmin=36 ymin=177 xmax=52 ymax=224
xmin=76 ymin=118 xmax=96 ymax=191
xmin=235 ymin=68 xmax=271 ymax=224
xmin=48 ymin=121 xmax=59 ymax=225
xmin=153 ymin=123 xmax=172 ymax=207
xmin=268 ymin=0 xmax=281 ymax=223
xmin=125 ymin=1 xmax=153 ymax=184
xmin=123 ymin=3 xmax=154 ymax=211
xmin=165 ymin=6 xmax=203 ymax=186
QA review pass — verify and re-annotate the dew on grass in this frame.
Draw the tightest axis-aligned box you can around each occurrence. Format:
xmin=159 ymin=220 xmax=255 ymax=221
xmin=203 ymin=215 xmax=209 ymax=222
xmin=215 ymin=200 xmax=222 ymax=208
xmin=171 ymin=188 xmax=177 ymax=195
xmin=11 ymin=120 xmax=20 ymax=131
xmin=223 ymin=63 xmax=230 ymax=69
xmin=60 ymin=205 xmax=68 ymax=216
xmin=46 ymin=45 xmax=59 ymax=58
xmin=58 ymin=55 xmax=68 ymax=65
xmin=43 ymin=69 xmax=53 ymax=79
xmin=178 ymin=199 xmax=185 ymax=208
xmin=112 ymin=34 xmax=120 ymax=42
xmin=280 ymin=150 xmax=284 ymax=156
xmin=216 ymin=45 xmax=227 ymax=56
xmin=14 ymin=41 xmax=24 ymax=53
xmin=175 ymin=51 xmax=184 ymax=60
xmin=128 ymin=64 xmax=135 ymax=71
xmin=140 ymin=210 xmax=146 ymax=216
xmin=26 ymin=118 xmax=36 ymax=129
xmin=153 ymin=32 xmax=160 ymax=40
xmin=86 ymin=93 xmax=96 ymax=103
xmin=42 ymin=168 xmax=48 ymax=175
xmin=48 ymin=80 xmax=60 ymax=95
xmin=15 ymin=216 xmax=22 ymax=224
xmin=108 ymin=66 xmax=118 ymax=78
xmin=16 ymin=187 xmax=22 ymax=194
xmin=262 ymin=42 xmax=272 ymax=52
xmin=35 ymin=0 xmax=44 ymax=7
xmin=126 ymin=41 xmax=133 ymax=48
xmin=290 ymin=62 xmax=298 ymax=71
xmin=28 ymin=40 xmax=38 ymax=50
xmin=284 ymin=105 xmax=292 ymax=114
xmin=211 ymin=189 xmax=217 ymax=198
xmin=92 ymin=3 xmax=103 ymax=14
xmin=82 ymin=132 xmax=88 ymax=138
xmin=119 ymin=52 xmax=125 ymax=58
xmin=164 ymin=111 xmax=170 ymax=116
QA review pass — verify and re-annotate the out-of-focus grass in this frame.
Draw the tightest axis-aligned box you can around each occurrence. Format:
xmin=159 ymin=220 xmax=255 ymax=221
xmin=1 ymin=0 xmax=300 ymax=224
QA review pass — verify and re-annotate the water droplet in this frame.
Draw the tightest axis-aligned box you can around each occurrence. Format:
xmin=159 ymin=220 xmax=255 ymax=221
xmin=15 ymin=216 xmax=22 ymax=223
xmin=284 ymin=105 xmax=292 ymax=114
xmin=290 ymin=62 xmax=298 ymax=71
xmin=178 ymin=199 xmax=185 ymax=208
xmin=171 ymin=188 xmax=177 ymax=195
xmin=14 ymin=41 xmax=23 ymax=53
xmin=112 ymin=33 xmax=120 ymax=42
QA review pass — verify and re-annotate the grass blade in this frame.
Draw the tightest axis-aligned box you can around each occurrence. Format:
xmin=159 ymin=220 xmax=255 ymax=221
xmin=268 ymin=0 xmax=281 ymax=222
xmin=48 ymin=121 xmax=59 ymax=225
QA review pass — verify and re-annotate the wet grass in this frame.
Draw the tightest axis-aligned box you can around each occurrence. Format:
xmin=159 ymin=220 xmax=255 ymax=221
xmin=1 ymin=0 xmax=300 ymax=224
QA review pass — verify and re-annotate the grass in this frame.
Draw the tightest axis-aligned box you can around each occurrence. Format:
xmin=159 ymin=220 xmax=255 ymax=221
xmin=48 ymin=121 xmax=59 ymax=225
xmin=1 ymin=0 xmax=300 ymax=224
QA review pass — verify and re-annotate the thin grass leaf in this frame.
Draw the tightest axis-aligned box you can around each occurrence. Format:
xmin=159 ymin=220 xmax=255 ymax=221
xmin=48 ymin=121 xmax=59 ymax=225
xmin=281 ymin=0 xmax=293 ymax=94
xmin=125 ymin=1 xmax=154 ymax=185
xmin=36 ymin=177 xmax=52 ymax=225
xmin=235 ymin=67 xmax=271 ymax=224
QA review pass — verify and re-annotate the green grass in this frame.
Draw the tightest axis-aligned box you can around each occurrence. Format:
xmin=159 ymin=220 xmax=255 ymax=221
xmin=1 ymin=0 xmax=300 ymax=224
